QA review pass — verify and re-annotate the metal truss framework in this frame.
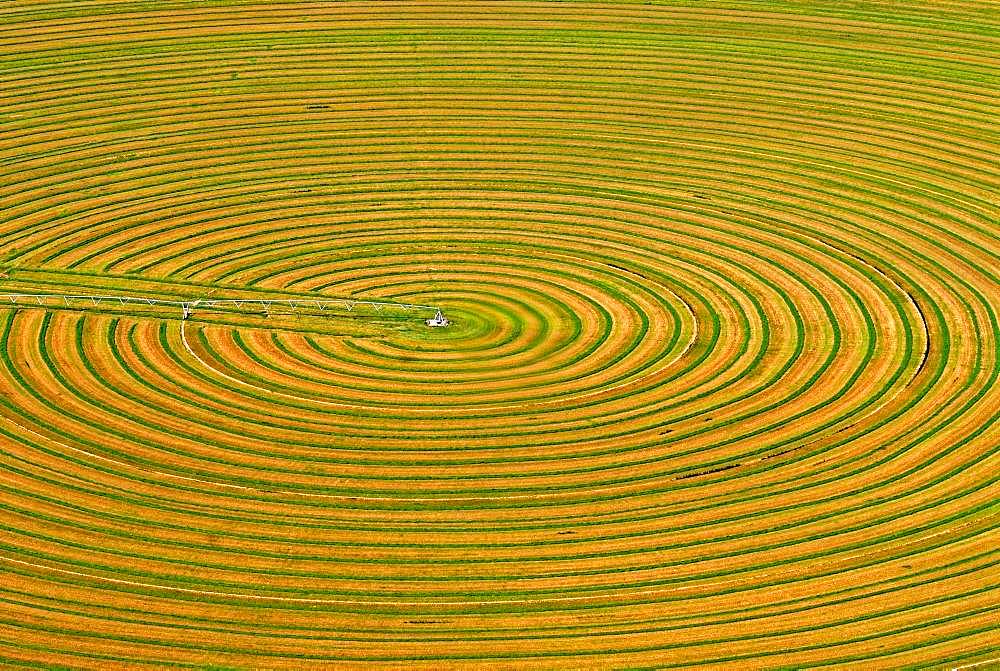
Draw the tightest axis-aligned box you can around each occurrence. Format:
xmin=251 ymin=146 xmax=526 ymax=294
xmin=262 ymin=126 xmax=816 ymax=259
xmin=1 ymin=293 xmax=449 ymax=327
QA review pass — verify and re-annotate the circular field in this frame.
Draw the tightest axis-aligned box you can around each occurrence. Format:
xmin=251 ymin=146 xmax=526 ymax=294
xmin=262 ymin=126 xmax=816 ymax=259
xmin=0 ymin=2 xmax=998 ymax=668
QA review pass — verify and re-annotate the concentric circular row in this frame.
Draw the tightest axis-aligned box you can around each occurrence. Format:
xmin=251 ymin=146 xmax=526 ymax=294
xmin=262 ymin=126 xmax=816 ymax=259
xmin=0 ymin=2 xmax=997 ymax=669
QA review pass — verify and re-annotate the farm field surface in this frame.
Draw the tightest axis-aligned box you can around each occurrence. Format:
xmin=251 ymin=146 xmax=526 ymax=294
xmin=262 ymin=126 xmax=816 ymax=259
xmin=0 ymin=1 xmax=998 ymax=668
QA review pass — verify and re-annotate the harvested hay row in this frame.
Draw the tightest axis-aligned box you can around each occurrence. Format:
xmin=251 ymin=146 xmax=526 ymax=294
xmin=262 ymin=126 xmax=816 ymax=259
xmin=0 ymin=0 xmax=997 ymax=668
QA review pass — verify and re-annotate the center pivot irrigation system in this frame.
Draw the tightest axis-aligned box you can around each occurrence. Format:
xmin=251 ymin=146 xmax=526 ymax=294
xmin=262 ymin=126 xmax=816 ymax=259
xmin=1 ymin=293 xmax=451 ymax=327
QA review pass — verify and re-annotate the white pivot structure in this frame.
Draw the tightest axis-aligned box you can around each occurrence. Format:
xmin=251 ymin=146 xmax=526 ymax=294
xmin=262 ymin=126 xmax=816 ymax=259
xmin=426 ymin=310 xmax=450 ymax=327
xmin=1 ymin=293 xmax=449 ymax=328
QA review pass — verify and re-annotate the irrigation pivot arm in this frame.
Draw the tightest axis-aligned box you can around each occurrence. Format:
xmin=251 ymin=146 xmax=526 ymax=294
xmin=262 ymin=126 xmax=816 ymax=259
xmin=0 ymin=293 xmax=449 ymax=327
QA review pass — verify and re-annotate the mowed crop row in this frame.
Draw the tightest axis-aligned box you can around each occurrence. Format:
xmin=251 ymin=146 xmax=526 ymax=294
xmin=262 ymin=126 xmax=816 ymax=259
xmin=0 ymin=1 xmax=997 ymax=668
